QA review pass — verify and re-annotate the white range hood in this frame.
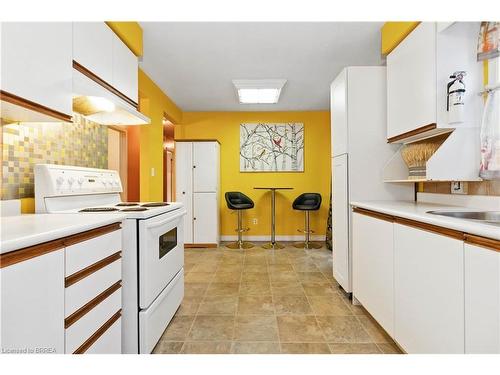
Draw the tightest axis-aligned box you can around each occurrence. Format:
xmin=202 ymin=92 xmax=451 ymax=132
xmin=72 ymin=69 xmax=150 ymax=126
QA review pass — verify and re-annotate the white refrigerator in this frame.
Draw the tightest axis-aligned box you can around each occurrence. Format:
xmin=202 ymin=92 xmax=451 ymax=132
xmin=331 ymin=67 xmax=413 ymax=293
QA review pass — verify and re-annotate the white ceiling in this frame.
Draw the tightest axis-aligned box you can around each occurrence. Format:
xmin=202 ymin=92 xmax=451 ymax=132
xmin=139 ymin=22 xmax=384 ymax=112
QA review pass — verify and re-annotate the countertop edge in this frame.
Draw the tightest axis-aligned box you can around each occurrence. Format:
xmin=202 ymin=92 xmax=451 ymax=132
xmin=350 ymin=201 xmax=500 ymax=241
xmin=0 ymin=214 xmax=127 ymax=255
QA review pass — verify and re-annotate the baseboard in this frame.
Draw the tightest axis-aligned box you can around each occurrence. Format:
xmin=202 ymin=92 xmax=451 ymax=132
xmin=184 ymin=243 xmax=218 ymax=248
xmin=220 ymin=235 xmax=326 ymax=242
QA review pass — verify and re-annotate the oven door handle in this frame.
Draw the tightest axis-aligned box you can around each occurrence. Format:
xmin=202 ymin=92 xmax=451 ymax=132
xmin=144 ymin=211 xmax=185 ymax=229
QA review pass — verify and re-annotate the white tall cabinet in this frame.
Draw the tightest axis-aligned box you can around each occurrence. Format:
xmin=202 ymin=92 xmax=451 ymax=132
xmin=175 ymin=141 xmax=220 ymax=246
xmin=330 ymin=67 xmax=413 ymax=293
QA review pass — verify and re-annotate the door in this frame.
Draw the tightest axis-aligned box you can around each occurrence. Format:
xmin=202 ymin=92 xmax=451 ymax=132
xmin=331 ymin=68 xmax=348 ymax=157
xmin=112 ymin=32 xmax=138 ymax=103
xmin=387 ymin=22 xmax=437 ymax=139
xmin=352 ymin=212 xmax=394 ymax=338
xmin=465 ymin=243 xmax=500 ymax=353
xmin=0 ymin=249 xmax=65 ymax=353
xmin=332 ymin=154 xmax=350 ymax=292
xmin=193 ymin=142 xmax=218 ymax=192
xmin=138 ymin=210 xmax=184 ymax=309
xmin=73 ymin=22 xmax=113 ymax=83
xmin=193 ymin=192 xmax=218 ymax=244
xmin=1 ymin=22 xmax=72 ymax=116
xmin=394 ymin=223 xmax=464 ymax=353
xmin=175 ymin=142 xmax=193 ymax=243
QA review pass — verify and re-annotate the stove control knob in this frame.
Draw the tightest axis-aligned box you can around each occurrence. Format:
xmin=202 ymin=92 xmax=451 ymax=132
xmin=56 ymin=176 xmax=64 ymax=186
xmin=77 ymin=177 xmax=84 ymax=186
xmin=67 ymin=177 xmax=75 ymax=186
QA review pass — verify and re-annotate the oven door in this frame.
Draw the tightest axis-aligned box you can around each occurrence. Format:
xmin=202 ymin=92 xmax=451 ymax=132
xmin=138 ymin=208 xmax=185 ymax=309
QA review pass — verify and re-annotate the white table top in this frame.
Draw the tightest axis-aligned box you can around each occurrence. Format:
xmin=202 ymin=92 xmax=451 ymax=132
xmin=350 ymin=200 xmax=500 ymax=241
xmin=0 ymin=213 xmax=127 ymax=254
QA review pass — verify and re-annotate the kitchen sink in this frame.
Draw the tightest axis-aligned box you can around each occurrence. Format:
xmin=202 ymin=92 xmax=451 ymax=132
xmin=427 ymin=210 xmax=500 ymax=224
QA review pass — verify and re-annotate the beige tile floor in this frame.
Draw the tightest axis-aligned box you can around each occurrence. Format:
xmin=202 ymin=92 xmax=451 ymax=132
xmin=153 ymin=243 xmax=402 ymax=354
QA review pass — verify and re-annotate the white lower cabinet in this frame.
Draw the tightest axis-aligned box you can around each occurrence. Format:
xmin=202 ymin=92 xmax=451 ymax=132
xmin=394 ymin=224 xmax=464 ymax=353
xmin=352 ymin=212 xmax=394 ymax=338
xmin=0 ymin=250 xmax=65 ymax=354
xmin=464 ymin=243 xmax=500 ymax=353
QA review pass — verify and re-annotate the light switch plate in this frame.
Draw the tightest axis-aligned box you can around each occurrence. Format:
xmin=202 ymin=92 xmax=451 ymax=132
xmin=451 ymin=181 xmax=468 ymax=194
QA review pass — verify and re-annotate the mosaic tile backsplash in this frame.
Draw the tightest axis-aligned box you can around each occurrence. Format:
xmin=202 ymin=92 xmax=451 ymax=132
xmin=1 ymin=113 xmax=108 ymax=200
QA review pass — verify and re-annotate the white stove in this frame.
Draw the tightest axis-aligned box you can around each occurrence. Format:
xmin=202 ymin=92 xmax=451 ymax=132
xmin=34 ymin=164 xmax=186 ymax=354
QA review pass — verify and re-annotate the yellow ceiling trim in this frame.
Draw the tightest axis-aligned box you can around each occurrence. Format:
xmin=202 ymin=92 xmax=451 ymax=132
xmin=381 ymin=22 xmax=420 ymax=55
xmin=106 ymin=22 xmax=143 ymax=57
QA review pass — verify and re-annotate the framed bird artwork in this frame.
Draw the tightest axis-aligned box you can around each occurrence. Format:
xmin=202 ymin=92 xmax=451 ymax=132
xmin=240 ymin=123 xmax=304 ymax=172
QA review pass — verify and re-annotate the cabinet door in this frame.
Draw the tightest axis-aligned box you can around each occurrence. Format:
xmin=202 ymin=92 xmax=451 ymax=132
xmin=387 ymin=22 xmax=437 ymax=139
xmin=1 ymin=22 xmax=72 ymax=116
xmin=112 ymin=33 xmax=138 ymax=103
xmin=175 ymin=142 xmax=193 ymax=243
xmin=332 ymin=154 xmax=350 ymax=292
xmin=0 ymin=250 xmax=65 ymax=353
xmin=465 ymin=243 xmax=500 ymax=353
xmin=394 ymin=224 xmax=464 ymax=353
xmin=331 ymin=69 xmax=348 ymax=156
xmin=193 ymin=192 xmax=218 ymax=244
xmin=352 ymin=212 xmax=394 ymax=338
xmin=73 ymin=22 xmax=113 ymax=83
xmin=193 ymin=142 xmax=218 ymax=193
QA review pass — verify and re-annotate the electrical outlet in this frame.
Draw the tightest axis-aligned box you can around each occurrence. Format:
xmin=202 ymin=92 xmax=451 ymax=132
xmin=451 ymin=181 xmax=468 ymax=194
xmin=252 ymin=218 xmax=258 ymax=225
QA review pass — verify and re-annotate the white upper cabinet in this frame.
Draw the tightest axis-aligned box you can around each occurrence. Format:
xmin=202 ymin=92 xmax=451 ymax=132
xmin=386 ymin=22 xmax=483 ymax=143
xmin=73 ymin=22 xmax=114 ymax=84
xmin=193 ymin=142 xmax=219 ymax=193
xmin=387 ymin=22 xmax=437 ymax=140
xmin=464 ymin=242 xmax=500 ymax=353
xmin=112 ymin=33 xmax=139 ymax=103
xmin=1 ymin=22 xmax=73 ymax=119
xmin=394 ymin=223 xmax=464 ymax=353
xmin=330 ymin=68 xmax=348 ymax=156
xmin=73 ymin=22 xmax=138 ymax=104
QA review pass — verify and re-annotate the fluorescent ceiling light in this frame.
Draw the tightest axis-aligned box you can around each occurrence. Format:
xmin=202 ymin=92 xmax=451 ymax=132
xmin=232 ymin=79 xmax=286 ymax=104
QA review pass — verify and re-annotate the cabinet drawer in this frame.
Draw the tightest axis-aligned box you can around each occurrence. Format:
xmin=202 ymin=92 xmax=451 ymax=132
xmin=65 ymin=257 xmax=121 ymax=316
xmin=66 ymin=288 xmax=121 ymax=354
xmin=84 ymin=316 xmax=122 ymax=354
xmin=65 ymin=229 xmax=121 ymax=276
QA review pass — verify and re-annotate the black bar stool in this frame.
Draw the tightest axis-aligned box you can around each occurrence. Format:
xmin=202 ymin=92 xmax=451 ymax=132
xmin=292 ymin=193 xmax=322 ymax=249
xmin=225 ymin=192 xmax=255 ymax=249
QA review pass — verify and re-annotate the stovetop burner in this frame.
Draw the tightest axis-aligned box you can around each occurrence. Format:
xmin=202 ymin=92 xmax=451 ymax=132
xmin=141 ymin=202 xmax=170 ymax=207
xmin=116 ymin=203 xmax=139 ymax=207
xmin=120 ymin=207 xmax=149 ymax=212
xmin=79 ymin=207 xmax=120 ymax=212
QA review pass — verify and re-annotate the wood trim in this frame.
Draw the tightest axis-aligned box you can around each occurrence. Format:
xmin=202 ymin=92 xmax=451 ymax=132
xmin=63 ymin=223 xmax=121 ymax=247
xmin=72 ymin=60 xmax=138 ymax=109
xmin=184 ymin=243 xmax=218 ymax=248
xmin=0 ymin=238 xmax=65 ymax=268
xmin=0 ymin=223 xmax=121 ymax=269
xmin=394 ymin=216 xmax=464 ymax=240
xmin=174 ymin=139 xmax=221 ymax=144
xmin=0 ymin=90 xmax=72 ymax=122
xmin=65 ymin=251 xmax=121 ymax=287
xmin=65 ymin=281 xmax=122 ymax=329
xmin=73 ymin=310 xmax=121 ymax=354
xmin=464 ymin=234 xmax=500 ymax=252
xmin=387 ymin=123 xmax=437 ymax=143
xmin=352 ymin=207 xmax=394 ymax=222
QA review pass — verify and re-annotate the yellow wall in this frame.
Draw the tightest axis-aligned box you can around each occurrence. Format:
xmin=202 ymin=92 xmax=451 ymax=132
xmin=106 ymin=22 xmax=143 ymax=56
xmin=381 ymin=22 xmax=420 ymax=55
xmin=138 ymin=69 xmax=183 ymax=202
xmin=177 ymin=111 xmax=331 ymax=237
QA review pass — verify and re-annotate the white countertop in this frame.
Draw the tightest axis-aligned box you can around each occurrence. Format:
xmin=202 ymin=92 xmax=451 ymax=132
xmin=350 ymin=200 xmax=500 ymax=241
xmin=0 ymin=213 xmax=127 ymax=254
